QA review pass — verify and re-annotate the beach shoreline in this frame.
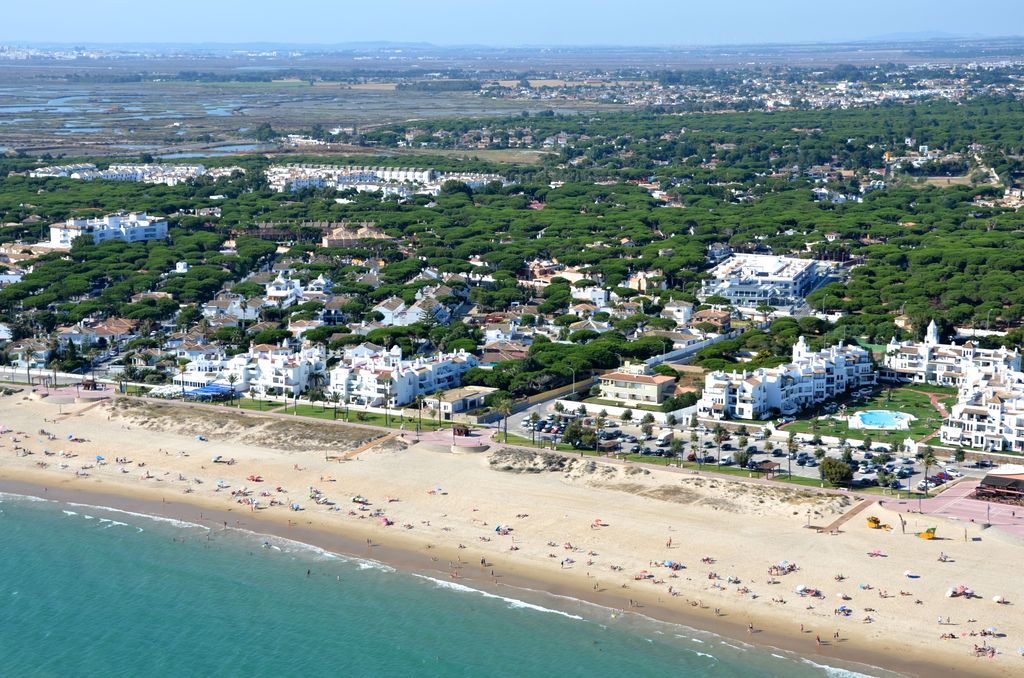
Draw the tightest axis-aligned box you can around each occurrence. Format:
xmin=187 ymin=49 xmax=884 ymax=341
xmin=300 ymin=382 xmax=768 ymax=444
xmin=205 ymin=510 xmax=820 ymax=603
xmin=0 ymin=474 xmax=910 ymax=678
xmin=1 ymin=393 xmax=1019 ymax=677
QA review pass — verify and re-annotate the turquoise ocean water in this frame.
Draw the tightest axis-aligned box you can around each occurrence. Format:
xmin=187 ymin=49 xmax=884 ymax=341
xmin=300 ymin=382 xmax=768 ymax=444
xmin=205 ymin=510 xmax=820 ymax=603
xmin=0 ymin=493 xmax=893 ymax=677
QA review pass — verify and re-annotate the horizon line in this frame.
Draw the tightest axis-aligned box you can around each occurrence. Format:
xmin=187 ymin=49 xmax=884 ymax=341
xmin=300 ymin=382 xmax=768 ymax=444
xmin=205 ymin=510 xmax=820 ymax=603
xmin=3 ymin=34 xmax=1022 ymax=52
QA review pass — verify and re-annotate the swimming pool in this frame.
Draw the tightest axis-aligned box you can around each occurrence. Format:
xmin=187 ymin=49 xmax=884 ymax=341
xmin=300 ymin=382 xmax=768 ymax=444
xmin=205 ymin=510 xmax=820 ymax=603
xmin=848 ymin=410 xmax=916 ymax=430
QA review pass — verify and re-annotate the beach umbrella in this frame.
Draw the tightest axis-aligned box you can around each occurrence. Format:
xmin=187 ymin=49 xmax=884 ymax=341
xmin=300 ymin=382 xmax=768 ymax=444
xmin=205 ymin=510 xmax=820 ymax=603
xmin=993 ymin=595 xmax=1004 ymax=603
xmin=95 ymin=455 xmax=104 ymax=461
xmin=946 ymin=589 xmax=955 ymax=597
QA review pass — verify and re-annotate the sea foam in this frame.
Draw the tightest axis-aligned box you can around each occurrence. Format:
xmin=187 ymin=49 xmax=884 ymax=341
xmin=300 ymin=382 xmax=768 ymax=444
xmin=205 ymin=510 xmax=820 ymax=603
xmin=64 ymin=502 xmax=207 ymax=530
xmin=800 ymin=657 xmax=878 ymax=678
xmin=0 ymin=492 xmax=50 ymax=503
xmin=412 ymin=574 xmax=585 ymax=620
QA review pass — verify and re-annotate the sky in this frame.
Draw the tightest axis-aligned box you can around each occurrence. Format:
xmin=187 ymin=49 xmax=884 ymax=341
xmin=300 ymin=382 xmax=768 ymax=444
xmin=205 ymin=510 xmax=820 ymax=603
xmin=2 ymin=0 xmax=1019 ymax=47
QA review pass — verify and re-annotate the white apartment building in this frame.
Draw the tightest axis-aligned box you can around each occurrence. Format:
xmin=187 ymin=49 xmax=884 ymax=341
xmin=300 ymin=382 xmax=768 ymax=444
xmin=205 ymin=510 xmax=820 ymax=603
xmin=173 ymin=342 xmax=326 ymax=397
xmin=699 ymin=253 xmax=829 ymax=308
xmin=941 ymin=365 xmax=1024 ymax=453
xmin=48 ymin=212 xmax=167 ymax=249
xmin=266 ymin=164 xmax=506 ymax=194
xmin=697 ymin=337 xmax=876 ymax=420
xmin=328 ymin=344 xmax=478 ymax=407
xmin=882 ymin=321 xmax=1021 ymax=387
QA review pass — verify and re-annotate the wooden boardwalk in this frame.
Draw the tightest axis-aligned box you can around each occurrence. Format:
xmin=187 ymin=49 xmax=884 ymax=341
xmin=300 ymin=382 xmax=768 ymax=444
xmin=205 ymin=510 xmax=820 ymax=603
xmin=337 ymin=433 xmax=399 ymax=461
xmin=819 ymin=498 xmax=877 ymax=534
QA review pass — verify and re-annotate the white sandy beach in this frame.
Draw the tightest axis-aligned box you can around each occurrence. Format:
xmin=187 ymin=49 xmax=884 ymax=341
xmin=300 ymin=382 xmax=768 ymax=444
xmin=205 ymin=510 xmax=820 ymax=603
xmin=2 ymin=390 xmax=1022 ymax=677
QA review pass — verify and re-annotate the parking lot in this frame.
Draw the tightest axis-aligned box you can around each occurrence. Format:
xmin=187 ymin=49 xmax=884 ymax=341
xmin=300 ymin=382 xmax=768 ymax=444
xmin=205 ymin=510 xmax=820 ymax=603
xmin=504 ymin=401 xmax=983 ymax=493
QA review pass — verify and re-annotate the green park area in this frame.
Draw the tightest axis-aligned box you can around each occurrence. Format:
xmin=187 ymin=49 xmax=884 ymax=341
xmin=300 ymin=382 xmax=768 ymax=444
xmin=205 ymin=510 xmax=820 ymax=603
xmin=784 ymin=384 xmax=956 ymax=444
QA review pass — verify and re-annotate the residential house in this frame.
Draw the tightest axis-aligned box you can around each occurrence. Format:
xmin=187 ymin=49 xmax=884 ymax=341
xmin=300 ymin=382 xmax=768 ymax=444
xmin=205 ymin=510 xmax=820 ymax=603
xmin=598 ymin=362 xmax=675 ymax=407
xmin=660 ymin=300 xmax=693 ymax=326
xmin=8 ymin=339 xmax=52 ymax=368
xmin=692 ymin=309 xmax=732 ymax=333
xmin=422 ymin=385 xmax=497 ymax=420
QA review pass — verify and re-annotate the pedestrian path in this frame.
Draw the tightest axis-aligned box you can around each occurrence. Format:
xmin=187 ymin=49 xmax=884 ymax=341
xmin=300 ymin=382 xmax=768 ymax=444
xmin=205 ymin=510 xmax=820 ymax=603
xmin=338 ymin=432 xmax=398 ymax=461
xmin=819 ymin=498 xmax=877 ymax=534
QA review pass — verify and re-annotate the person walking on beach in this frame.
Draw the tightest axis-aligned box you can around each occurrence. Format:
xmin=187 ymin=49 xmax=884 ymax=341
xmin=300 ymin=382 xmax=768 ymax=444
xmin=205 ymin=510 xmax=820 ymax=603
xmin=816 ymin=635 xmax=821 ymax=647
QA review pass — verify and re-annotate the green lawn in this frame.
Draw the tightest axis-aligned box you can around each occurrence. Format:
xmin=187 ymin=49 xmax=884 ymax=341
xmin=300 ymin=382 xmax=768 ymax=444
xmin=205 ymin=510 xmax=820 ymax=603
xmin=220 ymin=398 xmax=284 ymax=412
xmin=784 ymin=385 xmax=945 ymax=443
xmin=582 ymin=397 xmax=663 ymax=413
xmin=280 ymin=403 xmax=453 ymax=431
xmin=502 ymin=432 xmax=577 ymax=451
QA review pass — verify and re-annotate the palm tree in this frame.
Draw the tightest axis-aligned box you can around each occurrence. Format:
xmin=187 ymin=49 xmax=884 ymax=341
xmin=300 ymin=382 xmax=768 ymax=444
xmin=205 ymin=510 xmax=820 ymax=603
xmin=921 ymin=447 xmax=937 ymax=497
xmin=415 ymin=394 xmax=425 ymax=436
xmin=177 ymin=359 xmax=190 ymax=399
xmin=227 ymin=373 xmax=238 ymax=406
xmin=529 ymin=411 xmax=540 ymax=446
xmin=330 ymin=391 xmax=341 ymax=420
xmin=786 ymin=431 xmax=798 ymax=478
xmin=239 ymin=297 xmax=249 ymax=332
xmin=690 ymin=429 xmax=700 ymax=467
xmin=494 ymin=396 xmax=513 ymax=444
xmin=307 ymin=368 xmax=327 ymax=395
xmin=713 ymin=425 xmax=725 ymax=466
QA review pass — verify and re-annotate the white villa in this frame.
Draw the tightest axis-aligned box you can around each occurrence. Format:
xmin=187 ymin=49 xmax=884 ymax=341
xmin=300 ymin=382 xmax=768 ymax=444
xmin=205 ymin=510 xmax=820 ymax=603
xmin=264 ymin=273 xmax=331 ymax=309
xmin=882 ymin=320 xmax=1020 ymax=387
xmin=697 ymin=337 xmax=876 ymax=420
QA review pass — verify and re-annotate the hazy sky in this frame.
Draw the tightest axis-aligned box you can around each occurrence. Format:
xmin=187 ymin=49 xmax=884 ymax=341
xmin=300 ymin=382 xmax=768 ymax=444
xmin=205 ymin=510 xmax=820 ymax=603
xmin=3 ymin=0 xmax=1018 ymax=46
